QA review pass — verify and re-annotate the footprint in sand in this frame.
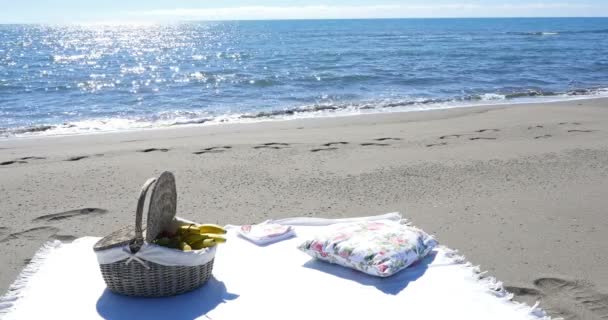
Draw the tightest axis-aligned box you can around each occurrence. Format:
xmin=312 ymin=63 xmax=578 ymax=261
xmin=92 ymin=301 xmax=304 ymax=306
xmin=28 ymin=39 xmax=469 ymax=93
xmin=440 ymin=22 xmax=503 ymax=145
xmin=32 ymin=208 xmax=108 ymax=222
xmin=374 ymin=137 xmax=401 ymax=141
xmin=311 ymin=147 xmax=338 ymax=152
xmin=193 ymin=146 xmax=232 ymax=155
xmin=528 ymin=125 xmax=544 ymax=130
xmin=52 ymin=234 xmax=77 ymax=242
xmin=360 ymin=142 xmax=390 ymax=147
xmin=426 ymin=142 xmax=448 ymax=147
xmin=504 ymin=286 xmax=543 ymax=297
xmin=567 ymin=129 xmax=595 ymax=133
xmin=469 ymin=137 xmax=497 ymax=141
xmin=19 ymin=156 xmax=46 ymax=160
xmin=440 ymin=134 xmax=462 ymax=140
xmin=0 ymin=227 xmax=8 ymax=238
xmin=65 ymin=155 xmax=89 ymax=161
xmin=0 ymin=226 xmax=60 ymax=243
xmin=507 ymin=277 xmax=608 ymax=320
xmin=0 ymin=156 xmax=44 ymax=166
xmin=0 ymin=160 xmax=27 ymax=166
xmin=139 ymin=148 xmax=170 ymax=153
xmin=254 ymin=143 xmax=290 ymax=150
xmin=321 ymin=142 xmax=348 ymax=147
xmin=534 ymin=135 xmax=552 ymax=139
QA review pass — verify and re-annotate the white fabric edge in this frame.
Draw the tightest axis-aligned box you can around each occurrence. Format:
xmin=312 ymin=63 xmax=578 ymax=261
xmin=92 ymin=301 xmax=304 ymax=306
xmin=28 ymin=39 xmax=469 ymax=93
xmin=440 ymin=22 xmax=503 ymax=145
xmin=95 ymin=241 xmax=216 ymax=266
xmin=95 ymin=216 xmax=216 ymax=266
xmin=0 ymin=240 xmax=63 ymax=315
xmin=1 ymin=239 xmax=552 ymax=320
xmin=232 ymin=212 xmax=403 ymax=227
xmin=224 ymin=213 xmax=403 ymax=230
xmin=438 ymin=246 xmax=552 ymax=320
xmin=1 ymin=213 xmax=553 ymax=320
xmin=225 ymin=212 xmax=551 ymax=319
xmin=237 ymin=227 xmax=296 ymax=245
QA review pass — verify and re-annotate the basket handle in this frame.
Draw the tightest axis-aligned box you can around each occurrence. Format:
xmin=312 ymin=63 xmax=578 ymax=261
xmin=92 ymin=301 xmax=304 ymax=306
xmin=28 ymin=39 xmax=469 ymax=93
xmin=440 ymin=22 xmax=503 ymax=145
xmin=129 ymin=177 xmax=157 ymax=253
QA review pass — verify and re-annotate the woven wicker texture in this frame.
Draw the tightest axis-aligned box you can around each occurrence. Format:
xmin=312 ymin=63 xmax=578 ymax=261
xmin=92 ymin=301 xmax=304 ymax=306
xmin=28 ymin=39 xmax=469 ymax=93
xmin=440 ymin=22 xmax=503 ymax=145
xmin=94 ymin=171 xmax=214 ymax=297
xmin=145 ymin=172 xmax=177 ymax=242
xmin=93 ymin=225 xmax=137 ymax=252
xmin=94 ymin=177 xmax=157 ymax=252
xmin=99 ymin=258 xmax=214 ymax=297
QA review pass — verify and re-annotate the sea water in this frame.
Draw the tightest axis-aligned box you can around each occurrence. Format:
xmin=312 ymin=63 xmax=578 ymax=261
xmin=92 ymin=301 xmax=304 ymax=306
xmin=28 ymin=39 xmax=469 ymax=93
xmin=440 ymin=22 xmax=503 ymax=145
xmin=1 ymin=18 xmax=607 ymax=137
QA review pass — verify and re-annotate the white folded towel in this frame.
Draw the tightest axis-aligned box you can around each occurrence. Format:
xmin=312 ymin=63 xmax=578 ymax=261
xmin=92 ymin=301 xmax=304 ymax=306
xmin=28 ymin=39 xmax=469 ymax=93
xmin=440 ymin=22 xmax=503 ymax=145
xmin=237 ymin=223 xmax=295 ymax=245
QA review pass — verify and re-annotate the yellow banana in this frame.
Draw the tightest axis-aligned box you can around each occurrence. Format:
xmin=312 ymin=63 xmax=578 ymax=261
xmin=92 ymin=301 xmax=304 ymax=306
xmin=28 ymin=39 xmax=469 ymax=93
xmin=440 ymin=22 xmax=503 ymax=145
xmin=198 ymin=224 xmax=226 ymax=234
xmin=178 ymin=224 xmax=202 ymax=236
xmin=191 ymin=238 xmax=217 ymax=250
xmin=202 ymin=239 xmax=217 ymax=247
xmin=167 ymin=223 xmax=226 ymax=250
xmin=179 ymin=242 xmax=192 ymax=251
xmin=201 ymin=233 xmax=227 ymax=243
xmin=183 ymin=233 xmax=207 ymax=244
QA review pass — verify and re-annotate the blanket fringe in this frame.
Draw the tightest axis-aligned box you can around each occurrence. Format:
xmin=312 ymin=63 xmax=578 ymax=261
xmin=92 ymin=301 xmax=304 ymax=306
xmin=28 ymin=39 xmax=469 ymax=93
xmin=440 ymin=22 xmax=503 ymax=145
xmin=0 ymin=218 xmax=556 ymax=320
xmin=440 ymin=245 xmax=552 ymax=320
xmin=0 ymin=240 xmax=63 ymax=315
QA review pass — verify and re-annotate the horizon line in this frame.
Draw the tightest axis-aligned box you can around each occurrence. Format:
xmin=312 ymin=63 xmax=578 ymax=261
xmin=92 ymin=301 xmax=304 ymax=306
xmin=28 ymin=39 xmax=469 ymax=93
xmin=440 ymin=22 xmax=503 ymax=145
xmin=1 ymin=16 xmax=608 ymax=25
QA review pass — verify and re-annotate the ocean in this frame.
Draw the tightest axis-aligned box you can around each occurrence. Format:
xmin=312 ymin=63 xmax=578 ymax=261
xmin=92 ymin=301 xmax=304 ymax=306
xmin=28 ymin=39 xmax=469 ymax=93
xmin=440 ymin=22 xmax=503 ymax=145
xmin=1 ymin=18 xmax=607 ymax=137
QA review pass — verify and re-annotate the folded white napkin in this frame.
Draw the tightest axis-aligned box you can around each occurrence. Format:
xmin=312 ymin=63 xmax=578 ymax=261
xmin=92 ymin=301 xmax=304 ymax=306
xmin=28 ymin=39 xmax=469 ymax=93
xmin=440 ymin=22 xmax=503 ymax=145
xmin=237 ymin=223 xmax=295 ymax=245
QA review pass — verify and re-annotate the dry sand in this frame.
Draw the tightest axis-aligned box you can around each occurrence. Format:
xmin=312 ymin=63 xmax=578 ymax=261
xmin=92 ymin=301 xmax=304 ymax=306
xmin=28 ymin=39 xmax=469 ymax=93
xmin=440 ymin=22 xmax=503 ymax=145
xmin=1 ymin=98 xmax=608 ymax=319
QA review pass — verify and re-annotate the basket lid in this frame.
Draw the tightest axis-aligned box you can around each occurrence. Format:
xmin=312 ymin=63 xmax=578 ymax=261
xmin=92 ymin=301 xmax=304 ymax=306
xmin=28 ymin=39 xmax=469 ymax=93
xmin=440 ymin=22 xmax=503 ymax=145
xmin=145 ymin=171 xmax=177 ymax=242
xmin=94 ymin=171 xmax=177 ymax=252
xmin=93 ymin=225 xmax=137 ymax=251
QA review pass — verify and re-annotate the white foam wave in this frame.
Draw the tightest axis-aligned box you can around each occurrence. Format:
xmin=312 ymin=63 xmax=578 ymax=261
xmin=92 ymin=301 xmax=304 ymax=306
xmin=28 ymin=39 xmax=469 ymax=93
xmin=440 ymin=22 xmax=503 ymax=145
xmin=120 ymin=65 xmax=146 ymax=75
xmin=4 ymin=87 xmax=608 ymax=138
xmin=479 ymin=93 xmax=507 ymax=101
xmin=52 ymin=52 xmax=102 ymax=63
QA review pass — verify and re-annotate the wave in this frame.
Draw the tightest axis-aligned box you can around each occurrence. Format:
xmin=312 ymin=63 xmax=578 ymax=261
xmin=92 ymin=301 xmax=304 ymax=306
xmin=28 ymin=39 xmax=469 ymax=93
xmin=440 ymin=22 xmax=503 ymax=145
xmin=235 ymin=89 xmax=569 ymax=119
xmin=507 ymin=29 xmax=608 ymax=36
xmin=0 ymin=125 xmax=55 ymax=136
xmin=507 ymin=31 xmax=559 ymax=36
xmin=52 ymin=52 xmax=102 ymax=63
xmin=568 ymin=29 xmax=608 ymax=35
xmin=3 ymin=87 xmax=607 ymax=138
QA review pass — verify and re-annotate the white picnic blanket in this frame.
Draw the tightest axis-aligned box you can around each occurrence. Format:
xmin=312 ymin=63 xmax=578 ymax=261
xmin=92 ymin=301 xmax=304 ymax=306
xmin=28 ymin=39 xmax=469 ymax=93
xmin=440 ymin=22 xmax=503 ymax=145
xmin=0 ymin=214 xmax=549 ymax=320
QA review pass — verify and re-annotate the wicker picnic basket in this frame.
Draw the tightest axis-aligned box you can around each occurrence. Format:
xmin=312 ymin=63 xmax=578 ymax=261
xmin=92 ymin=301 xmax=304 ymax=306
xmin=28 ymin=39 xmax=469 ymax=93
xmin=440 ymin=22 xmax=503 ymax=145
xmin=93 ymin=172 xmax=215 ymax=297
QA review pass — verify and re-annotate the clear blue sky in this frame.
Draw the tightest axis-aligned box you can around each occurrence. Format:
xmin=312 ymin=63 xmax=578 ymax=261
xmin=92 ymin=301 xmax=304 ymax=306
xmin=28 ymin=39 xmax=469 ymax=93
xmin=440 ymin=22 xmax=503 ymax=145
xmin=0 ymin=0 xmax=607 ymax=23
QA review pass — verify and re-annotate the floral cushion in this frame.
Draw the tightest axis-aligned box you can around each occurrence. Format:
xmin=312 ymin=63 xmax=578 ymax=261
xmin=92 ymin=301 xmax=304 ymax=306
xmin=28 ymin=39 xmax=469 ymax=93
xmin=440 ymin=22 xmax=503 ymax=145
xmin=298 ymin=220 xmax=437 ymax=277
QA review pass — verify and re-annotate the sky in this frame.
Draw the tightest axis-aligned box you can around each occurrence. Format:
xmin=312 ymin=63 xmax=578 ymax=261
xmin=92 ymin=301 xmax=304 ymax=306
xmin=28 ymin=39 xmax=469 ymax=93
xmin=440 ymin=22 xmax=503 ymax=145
xmin=0 ymin=0 xmax=607 ymax=24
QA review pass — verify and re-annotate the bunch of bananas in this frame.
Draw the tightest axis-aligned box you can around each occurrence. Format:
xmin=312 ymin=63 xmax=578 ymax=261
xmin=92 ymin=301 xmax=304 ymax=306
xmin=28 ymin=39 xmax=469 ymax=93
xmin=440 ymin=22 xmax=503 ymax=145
xmin=152 ymin=223 xmax=227 ymax=251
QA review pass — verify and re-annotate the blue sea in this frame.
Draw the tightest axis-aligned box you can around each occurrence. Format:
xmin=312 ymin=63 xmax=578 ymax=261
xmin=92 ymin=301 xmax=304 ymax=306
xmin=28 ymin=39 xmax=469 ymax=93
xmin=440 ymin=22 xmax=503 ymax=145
xmin=1 ymin=18 xmax=607 ymax=137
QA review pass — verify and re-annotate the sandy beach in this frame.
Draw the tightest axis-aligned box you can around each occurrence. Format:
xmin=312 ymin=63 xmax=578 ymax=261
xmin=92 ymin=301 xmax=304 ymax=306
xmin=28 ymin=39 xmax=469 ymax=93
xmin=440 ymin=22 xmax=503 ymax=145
xmin=1 ymin=98 xmax=607 ymax=319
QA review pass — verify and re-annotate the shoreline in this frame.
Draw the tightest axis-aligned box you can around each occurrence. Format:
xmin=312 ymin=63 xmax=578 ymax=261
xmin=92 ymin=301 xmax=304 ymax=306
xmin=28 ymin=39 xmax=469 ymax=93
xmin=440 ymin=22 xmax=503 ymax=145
xmin=1 ymin=97 xmax=608 ymax=319
xmin=1 ymin=95 xmax=606 ymax=146
xmin=2 ymin=92 xmax=607 ymax=141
